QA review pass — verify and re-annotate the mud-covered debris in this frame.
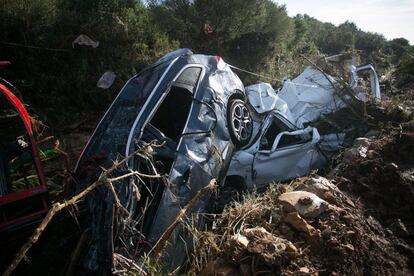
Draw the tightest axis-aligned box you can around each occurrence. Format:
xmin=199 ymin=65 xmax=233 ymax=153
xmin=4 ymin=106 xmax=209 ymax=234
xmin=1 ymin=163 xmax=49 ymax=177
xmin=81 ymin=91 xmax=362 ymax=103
xmin=278 ymin=191 xmax=329 ymax=219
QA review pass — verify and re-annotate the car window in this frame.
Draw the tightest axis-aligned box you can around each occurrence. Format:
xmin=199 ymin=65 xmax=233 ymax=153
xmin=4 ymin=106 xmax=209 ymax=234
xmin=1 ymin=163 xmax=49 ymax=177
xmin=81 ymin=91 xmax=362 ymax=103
xmin=175 ymin=67 xmax=202 ymax=90
xmin=259 ymin=116 xmax=290 ymax=150
xmin=78 ymin=62 xmax=170 ymax=167
xmin=277 ymin=132 xmax=311 ymax=149
xmin=149 ymin=67 xmax=202 ymax=144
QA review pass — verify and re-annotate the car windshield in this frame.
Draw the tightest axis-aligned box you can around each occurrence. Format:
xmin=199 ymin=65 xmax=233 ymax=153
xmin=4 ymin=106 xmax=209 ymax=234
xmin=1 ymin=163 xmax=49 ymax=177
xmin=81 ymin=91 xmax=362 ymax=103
xmin=78 ymin=62 xmax=170 ymax=167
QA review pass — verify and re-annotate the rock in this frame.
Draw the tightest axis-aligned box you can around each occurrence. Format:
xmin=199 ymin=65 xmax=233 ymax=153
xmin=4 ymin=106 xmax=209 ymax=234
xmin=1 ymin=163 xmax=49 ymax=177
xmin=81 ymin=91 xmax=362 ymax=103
xmin=243 ymin=227 xmax=298 ymax=264
xmin=284 ymin=212 xmax=320 ymax=237
xmin=298 ymin=176 xmax=341 ymax=204
xmin=278 ymin=191 xmax=329 ymax=218
xmin=229 ymin=233 xmax=249 ymax=248
xmin=342 ymin=243 xmax=355 ymax=252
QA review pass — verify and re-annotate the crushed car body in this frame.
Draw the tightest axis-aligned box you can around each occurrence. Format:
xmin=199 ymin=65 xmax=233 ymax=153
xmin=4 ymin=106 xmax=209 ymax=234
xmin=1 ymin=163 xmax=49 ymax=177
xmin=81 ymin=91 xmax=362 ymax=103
xmin=67 ymin=50 xmax=381 ymax=273
xmin=73 ymin=49 xmax=254 ymax=272
xmin=227 ymin=62 xmax=381 ymax=189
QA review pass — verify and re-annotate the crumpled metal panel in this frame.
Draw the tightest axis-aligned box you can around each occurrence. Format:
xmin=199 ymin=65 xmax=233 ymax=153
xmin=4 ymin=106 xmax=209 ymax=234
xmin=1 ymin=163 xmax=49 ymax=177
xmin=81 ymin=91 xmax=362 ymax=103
xmin=350 ymin=64 xmax=381 ymax=101
xmin=143 ymin=54 xmax=244 ymax=269
xmin=277 ymin=67 xmax=346 ymax=128
xmin=245 ymin=82 xmax=294 ymax=121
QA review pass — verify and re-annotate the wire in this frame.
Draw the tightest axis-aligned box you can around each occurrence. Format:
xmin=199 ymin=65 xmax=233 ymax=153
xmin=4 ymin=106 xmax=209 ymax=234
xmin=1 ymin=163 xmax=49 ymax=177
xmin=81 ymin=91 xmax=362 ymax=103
xmin=227 ymin=64 xmax=281 ymax=82
xmin=0 ymin=41 xmax=71 ymax=52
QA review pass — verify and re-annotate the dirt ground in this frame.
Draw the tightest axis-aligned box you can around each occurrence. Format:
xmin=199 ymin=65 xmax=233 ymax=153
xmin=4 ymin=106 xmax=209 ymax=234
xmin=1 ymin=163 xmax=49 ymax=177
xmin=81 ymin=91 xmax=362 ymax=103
xmin=190 ymin=125 xmax=414 ymax=275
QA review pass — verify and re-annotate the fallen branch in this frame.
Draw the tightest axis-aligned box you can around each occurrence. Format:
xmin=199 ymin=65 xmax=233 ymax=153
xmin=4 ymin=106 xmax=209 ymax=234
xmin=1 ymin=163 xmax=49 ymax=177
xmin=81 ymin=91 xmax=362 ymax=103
xmin=300 ymin=54 xmax=367 ymax=121
xmin=113 ymin=253 xmax=147 ymax=275
xmin=3 ymin=144 xmax=158 ymax=276
xmin=150 ymin=179 xmax=217 ymax=262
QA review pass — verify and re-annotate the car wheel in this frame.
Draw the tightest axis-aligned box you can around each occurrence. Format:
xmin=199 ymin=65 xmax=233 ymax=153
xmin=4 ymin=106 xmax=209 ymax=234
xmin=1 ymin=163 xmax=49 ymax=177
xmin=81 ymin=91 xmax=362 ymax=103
xmin=227 ymin=98 xmax=253 ymax=148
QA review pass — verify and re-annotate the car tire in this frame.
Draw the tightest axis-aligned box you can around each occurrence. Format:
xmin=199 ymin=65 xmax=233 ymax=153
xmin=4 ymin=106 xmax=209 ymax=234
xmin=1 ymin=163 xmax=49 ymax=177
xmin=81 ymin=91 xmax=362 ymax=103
xmin=227 ymin=98 xmax=253 ymax=148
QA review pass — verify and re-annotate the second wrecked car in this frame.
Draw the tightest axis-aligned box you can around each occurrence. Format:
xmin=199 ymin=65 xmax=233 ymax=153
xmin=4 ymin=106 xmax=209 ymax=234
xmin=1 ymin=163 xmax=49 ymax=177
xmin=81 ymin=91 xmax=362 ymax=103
xmin=227 ymin=62 xmax=381 ymax=189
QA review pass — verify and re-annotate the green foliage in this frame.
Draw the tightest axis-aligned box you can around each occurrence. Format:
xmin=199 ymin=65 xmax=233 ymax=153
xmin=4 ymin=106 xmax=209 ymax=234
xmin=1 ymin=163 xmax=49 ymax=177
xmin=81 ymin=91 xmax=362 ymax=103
xmin=394 ymin=51 xmax=414 ymax=88
xmin=0 ymin=0 xmax=412 ymax=124
xmin=149 ymin=0 xmax=293 ymax=72
xmin=0 ymin=0 xmax=177 ymax=123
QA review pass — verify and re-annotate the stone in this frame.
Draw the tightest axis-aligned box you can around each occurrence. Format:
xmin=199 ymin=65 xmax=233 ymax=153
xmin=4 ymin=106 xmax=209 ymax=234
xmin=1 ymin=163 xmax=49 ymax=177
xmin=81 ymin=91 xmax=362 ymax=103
xmin=298 ymin=176 xmax=341 ymax=203
xmin=284 ymin=212 xmax=320 ymax=237
xmin=243 ymin=227 xmax=298 ymax=264
xmin=342 ymin=243 xmax=355 ymax=252
xmin=278 ymin=191 xmax=329 ymax=219
xmin=229 ymin=233 xmax=249 ymax=248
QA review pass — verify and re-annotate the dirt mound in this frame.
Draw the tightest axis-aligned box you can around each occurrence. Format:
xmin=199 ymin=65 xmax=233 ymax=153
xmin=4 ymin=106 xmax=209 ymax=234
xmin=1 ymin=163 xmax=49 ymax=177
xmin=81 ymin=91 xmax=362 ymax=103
xmin=190 ymin=129 xmax=414 ymax=275
xmin=332 ymin=130 xmax=414 ymax=270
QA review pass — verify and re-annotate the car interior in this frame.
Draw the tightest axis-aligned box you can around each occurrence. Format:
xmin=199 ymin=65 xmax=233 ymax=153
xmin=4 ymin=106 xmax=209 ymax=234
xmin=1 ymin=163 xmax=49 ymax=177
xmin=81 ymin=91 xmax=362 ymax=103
xmin=128 ymin=67 xmax=201 ymax=240
xmin=260 ymin=115 xmax=310 ymax=151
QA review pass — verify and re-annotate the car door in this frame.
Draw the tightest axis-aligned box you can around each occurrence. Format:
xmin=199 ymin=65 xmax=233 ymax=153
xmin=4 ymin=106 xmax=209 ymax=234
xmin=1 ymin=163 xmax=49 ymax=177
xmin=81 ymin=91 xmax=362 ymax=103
xmin=252 ymin=114 xmax=321 ymax=187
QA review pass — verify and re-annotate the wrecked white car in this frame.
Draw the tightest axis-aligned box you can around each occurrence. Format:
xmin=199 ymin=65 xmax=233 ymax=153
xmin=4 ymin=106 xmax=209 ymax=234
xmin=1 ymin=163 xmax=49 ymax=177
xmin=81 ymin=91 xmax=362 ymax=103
xmin=226 ymin=63 xmax=381 ymax=189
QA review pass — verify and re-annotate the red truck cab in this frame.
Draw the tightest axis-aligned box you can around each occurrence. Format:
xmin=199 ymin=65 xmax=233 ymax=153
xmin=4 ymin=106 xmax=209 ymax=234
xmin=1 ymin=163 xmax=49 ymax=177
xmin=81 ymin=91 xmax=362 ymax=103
xmin=0 ymin=81 xmax=49 ymax=234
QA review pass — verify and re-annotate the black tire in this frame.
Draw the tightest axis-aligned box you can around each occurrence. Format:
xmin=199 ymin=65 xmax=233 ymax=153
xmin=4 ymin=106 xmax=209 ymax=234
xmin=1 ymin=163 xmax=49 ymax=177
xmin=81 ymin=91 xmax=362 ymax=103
xmin=227 ymin=98 xmax=253 ymax=148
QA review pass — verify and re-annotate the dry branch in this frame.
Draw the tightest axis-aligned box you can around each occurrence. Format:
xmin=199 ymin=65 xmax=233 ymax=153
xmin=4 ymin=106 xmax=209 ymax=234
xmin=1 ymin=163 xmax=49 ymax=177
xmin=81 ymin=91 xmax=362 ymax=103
xmin=3 ymin=144 xmax=159 ymax=276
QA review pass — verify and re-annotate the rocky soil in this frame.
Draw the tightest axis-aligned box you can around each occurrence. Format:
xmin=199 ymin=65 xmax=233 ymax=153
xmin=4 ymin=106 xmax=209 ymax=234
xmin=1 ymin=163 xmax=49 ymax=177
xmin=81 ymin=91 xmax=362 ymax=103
xmin=190 ymin=127 xmax=414 ymax=276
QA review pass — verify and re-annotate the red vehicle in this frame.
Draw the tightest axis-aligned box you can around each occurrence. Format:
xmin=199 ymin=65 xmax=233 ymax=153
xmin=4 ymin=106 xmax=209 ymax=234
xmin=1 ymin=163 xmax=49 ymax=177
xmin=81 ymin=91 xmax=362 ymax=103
xmin=0 ymin=61 xmax=49 ymax=234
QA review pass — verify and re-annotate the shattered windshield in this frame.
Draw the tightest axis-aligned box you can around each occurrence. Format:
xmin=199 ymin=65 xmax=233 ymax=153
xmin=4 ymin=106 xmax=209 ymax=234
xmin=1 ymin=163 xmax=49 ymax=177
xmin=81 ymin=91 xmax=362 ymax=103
xmin=77 ymin=62 xmax=170 ymax=168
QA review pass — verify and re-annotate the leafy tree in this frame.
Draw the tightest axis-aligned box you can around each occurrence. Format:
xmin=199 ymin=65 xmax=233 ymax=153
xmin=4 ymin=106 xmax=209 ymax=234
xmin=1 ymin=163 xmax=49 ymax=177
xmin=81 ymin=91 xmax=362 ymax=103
xmin=0 ymin=0 xmax=177 ymax=123
xmin=149 ymin=0 xmax=292 ymax=71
